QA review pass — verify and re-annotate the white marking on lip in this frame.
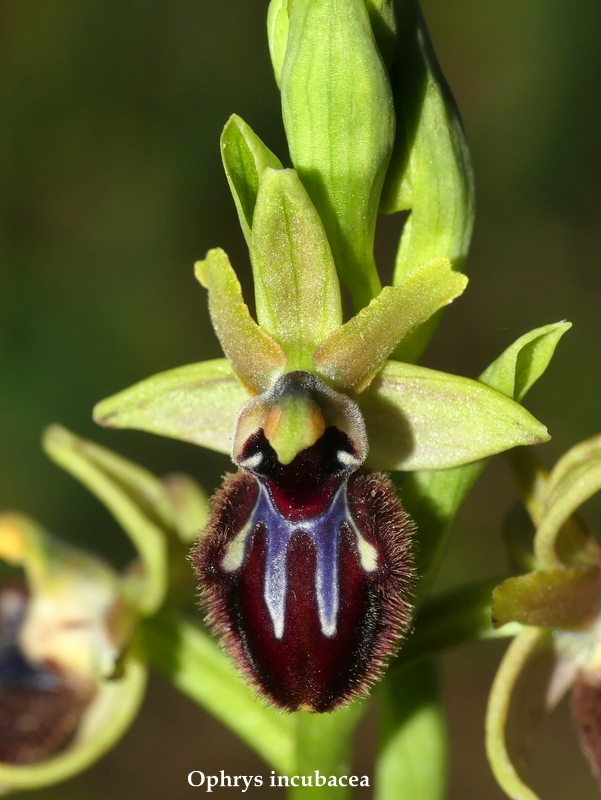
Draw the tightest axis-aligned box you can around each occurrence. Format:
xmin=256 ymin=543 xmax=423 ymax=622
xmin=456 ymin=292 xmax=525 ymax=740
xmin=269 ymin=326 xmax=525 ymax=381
xmin=239 ymin=452 xmax=263 ymax=469
xmin=337 ymin=450 xmax=359 ymax=467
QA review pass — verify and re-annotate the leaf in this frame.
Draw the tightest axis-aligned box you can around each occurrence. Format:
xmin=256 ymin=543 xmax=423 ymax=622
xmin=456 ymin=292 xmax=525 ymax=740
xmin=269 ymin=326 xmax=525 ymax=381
xmin=0 ymin=654 xmax=146 ymax=794
xmin=281 ymin=0 xmax=394 ymax=309
xmin=493 ymin=568 xmax=601 ymax=630
xmin=313 ymin=257 xmax=467 ymax=393
xmin=535 ymin=433 xmax=601 ymax=569
xmin=43 ymin=425 xmax=168 ymax=614
xmin=195 ymin=248 xmax=286 ymax=392
xmin=359 ymin=360 xmax=549 ymax=472
xmin=267 ymin=0 xmax=289 ymax=88
xmin=485 ymin=628 xmax=553 ymax=800
xmin=479 ymin=321 xmax=572 ymax=403
xmin=141 ymin=610 xmax=295 ymax=774
xmin=251 ymin=168 xmax=342 ymax=370
xmin=94 ymin=359 xmax=249 ymax=455
xmin=375 ymin=660 xmax=447 ymax=800
xmin=381 ymin=0 xmax=475 ymax=363
xmin=220 ymin=115 xmax=283 ymax=247
xmin=161 ymin=473 xmax=209 ymax=544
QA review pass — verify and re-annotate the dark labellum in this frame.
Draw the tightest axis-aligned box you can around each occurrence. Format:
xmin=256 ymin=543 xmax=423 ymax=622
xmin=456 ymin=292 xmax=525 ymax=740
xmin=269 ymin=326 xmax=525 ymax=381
xmin=0 ymin=583 xmax=92 ymax=764
xmin=192 ymin=371 xmax=415 ymax=712
xmin=572 ymin=669 xmax=601 ymax=785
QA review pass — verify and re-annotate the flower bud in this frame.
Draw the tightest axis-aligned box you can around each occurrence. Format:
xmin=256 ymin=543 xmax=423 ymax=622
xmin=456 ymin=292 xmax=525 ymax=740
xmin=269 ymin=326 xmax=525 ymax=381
xmin=192 ymin=371 xmax=415 ymax=711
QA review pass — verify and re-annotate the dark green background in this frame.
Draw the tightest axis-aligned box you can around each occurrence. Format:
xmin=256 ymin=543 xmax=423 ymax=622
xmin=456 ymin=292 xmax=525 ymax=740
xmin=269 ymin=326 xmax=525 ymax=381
xmin=1 ymin=0 xmax=600 ymax=797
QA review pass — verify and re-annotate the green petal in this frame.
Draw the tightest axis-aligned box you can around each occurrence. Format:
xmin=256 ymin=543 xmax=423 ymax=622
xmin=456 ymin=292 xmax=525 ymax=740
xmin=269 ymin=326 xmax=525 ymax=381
xmin=358 ymin=361 xmax=550 ymax=471
xmin=43 ymin=425 xmax=168 ymax=614
xmin=251 ymin=168 xmax=342 ymax=370
xmin=281 ymin=0 xmax=394 ymax=309
xmin=267 ymin=0 xmax=289 ymax=88
xmin=536 ymin=433 xmax=601 ymax=569
xmin=479 ymin=321 xmax=572 ymax=403
xmin=0 ymin=654 xmax=146 ymax=794
xmin=141 ymin=610 xmax=294 ymax=774
xmin=94 ymin=359 xmax=248 ymax=454
xmin=486 ymin=628 xmax=553 ymax=800
xmin=314 ymin=257 xmax=466 ymax=393
xmin=220 ymin=115 xmax=283 ymax=247
xmin=381 ymin=0 xmax=475 ymax=363
xmin=195 ymin=248 xmax=287 ymax=393
xmin=161 ymin=473 xmax=209 ymax=544
xmin=493 ymin=568 xmax=601 ymax=631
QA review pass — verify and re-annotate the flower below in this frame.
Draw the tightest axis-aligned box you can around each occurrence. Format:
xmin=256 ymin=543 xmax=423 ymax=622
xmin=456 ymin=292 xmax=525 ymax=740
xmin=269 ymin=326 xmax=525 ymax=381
xmin=0 ymin=582 xmax=93 ymax=764
xmin=192 ymin=371 xmax=415 ymax=712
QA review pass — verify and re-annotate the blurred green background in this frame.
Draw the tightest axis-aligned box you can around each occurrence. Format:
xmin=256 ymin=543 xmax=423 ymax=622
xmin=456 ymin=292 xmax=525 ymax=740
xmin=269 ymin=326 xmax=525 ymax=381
xmin=1 ymin=0 xmax=601 ymax=797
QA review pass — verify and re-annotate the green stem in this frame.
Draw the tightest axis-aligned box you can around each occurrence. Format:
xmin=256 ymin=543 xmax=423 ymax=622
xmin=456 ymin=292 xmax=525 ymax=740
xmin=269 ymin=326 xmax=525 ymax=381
xmin=288 ymin=703 xmax=366 ymax=799
xmin=375 ymin=659 xmax=448 ymax=800
xmin=141 ymin=609 xmax=295 ymax=774
xmin=396 ymin=578 xmax=519 ymax=669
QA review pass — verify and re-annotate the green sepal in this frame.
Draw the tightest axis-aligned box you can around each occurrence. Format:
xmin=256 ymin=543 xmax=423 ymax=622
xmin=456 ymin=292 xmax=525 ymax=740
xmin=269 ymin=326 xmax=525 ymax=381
xmin=196 ymin=248 xmax=287 ymax=393
xmin=479 ymin=321 xmax=572 ymax=403
xmin=141 ymin=610 xmax=295 ymax=774
xmin=43 ymin=424 xmax=168 ymax=615
xmin=0 ymin=653 xmax=146 ymax=795
xmin=492 ymin=568 xmax=601 ymax=631
xmin=535 ymin=433 xmax=601 ymax=569
xmin=485 ymin=628 xmax=553 ymax=800
xmin=267 ymin=0 xmax=289 ymax=88
xmin=358 ymin=360 xmax=549 ymax=472
xmin=161 ymin=473 xmax=209 ymax=544
xmin=375 ymin=660 xmax=447 ymax=800
xmin=281 ymin=0 xmax=394 ymax=309
xmin=251 ymin=168 xmax=342 ymax=370
xmin=382 ymin=0 xmax=474 ymax=362
xmin=94 ymin=359 xmax=249 ymax=454
xmin=402 ymin=322 xmax=567 ymax=592
xmin=220 ymin=115 xmax=283 ymax=248
xmin=313 ymin=257 xmax=466 ymax=392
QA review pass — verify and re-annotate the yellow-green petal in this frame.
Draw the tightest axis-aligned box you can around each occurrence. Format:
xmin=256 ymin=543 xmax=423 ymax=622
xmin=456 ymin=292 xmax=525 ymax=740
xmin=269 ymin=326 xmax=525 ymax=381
xmin=313 ymin=257 xmax=466 ymax=393
xmin=196 ymin=248 xmax=287 ymax=393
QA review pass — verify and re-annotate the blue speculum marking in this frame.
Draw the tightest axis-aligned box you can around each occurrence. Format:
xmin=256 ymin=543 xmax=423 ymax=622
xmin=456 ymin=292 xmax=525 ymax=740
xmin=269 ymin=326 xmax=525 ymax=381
xmin=229 ymin=480 xmax=362 ymax=640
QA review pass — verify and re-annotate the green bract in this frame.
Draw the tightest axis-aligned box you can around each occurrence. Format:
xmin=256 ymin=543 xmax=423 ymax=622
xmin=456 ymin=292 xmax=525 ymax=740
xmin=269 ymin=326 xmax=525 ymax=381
xmin=278 ymin=0 xmax=395 ymax=309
